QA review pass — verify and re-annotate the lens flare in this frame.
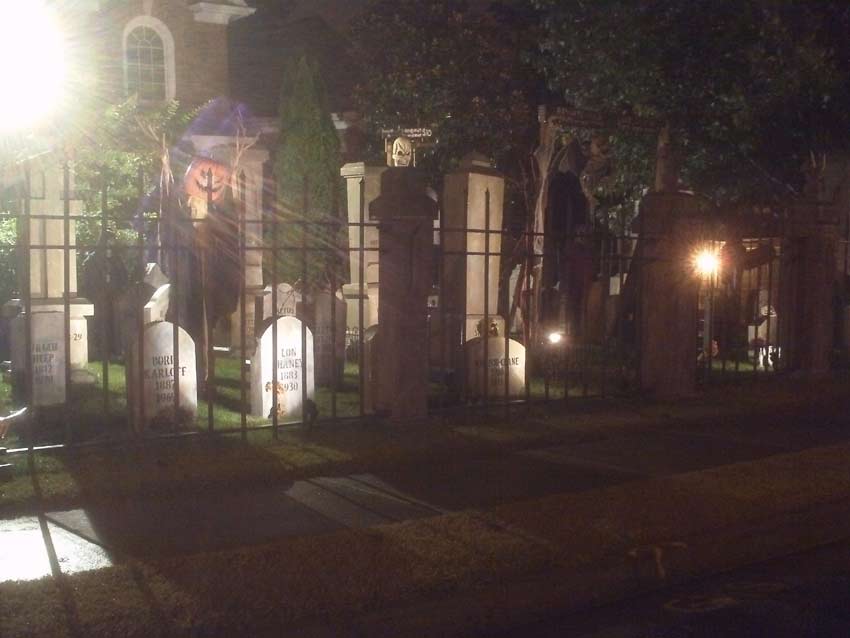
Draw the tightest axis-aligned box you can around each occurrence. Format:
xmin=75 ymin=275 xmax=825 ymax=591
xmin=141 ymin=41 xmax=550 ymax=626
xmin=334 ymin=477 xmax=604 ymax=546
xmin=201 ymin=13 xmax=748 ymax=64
xmin=693 ymin=248 xmax=720 ymax=278
xmin=0 ymin=2 xmax=67 ymax=133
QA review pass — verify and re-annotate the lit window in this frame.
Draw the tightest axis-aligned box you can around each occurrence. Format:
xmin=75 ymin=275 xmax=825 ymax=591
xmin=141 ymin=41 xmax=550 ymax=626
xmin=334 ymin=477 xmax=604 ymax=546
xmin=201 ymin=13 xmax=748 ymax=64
xmin=125 ymin=26 xmax=167 ymax=101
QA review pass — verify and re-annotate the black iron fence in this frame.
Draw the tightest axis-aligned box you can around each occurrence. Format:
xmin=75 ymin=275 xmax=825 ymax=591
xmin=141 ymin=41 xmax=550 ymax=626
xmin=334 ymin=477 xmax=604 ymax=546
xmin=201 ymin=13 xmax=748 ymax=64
xmin=0 ymin=162 xmax=825 ymax=453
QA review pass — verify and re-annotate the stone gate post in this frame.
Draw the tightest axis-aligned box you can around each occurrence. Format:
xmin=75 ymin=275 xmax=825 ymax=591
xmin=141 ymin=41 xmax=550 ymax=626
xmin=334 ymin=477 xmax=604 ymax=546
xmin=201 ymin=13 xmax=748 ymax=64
xmin=370 ymin=168 xmax=438 ymax=420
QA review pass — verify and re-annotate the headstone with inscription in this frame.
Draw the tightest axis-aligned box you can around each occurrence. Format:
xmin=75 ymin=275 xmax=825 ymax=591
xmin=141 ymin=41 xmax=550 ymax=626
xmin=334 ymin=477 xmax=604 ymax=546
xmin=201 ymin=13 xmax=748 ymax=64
xmin=464 ymin=337 xmax=526 ymax=400
xmin=10 ymin=312 xmax=67 ymax=406
xmin=251 ymin=316 xmax=315 ymax=422
xmin=313 ymin=289 xmax=346 ymax=386
xmin=127 ymin=321 xmax=198 ymax=433
xmin=262 ymin=283 xmax=301 ymax=319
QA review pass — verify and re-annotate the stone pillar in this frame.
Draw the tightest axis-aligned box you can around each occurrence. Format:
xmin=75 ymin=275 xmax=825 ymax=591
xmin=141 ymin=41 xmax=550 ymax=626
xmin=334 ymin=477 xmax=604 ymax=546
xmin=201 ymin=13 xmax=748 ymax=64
xmin=371 ymin=168 xmax=438 ymax=420
xmin=341 ymin=163 xmax=386 ymax=332
xmin=638 ymin=192 xmax=704 ymax=398
xmin=442 ymin=152 xmax=506 ymax=358
xmin=4 ymin=156 xmax=94 ymax=389
xmin=778 ymin=203 xmax=840 ymax=374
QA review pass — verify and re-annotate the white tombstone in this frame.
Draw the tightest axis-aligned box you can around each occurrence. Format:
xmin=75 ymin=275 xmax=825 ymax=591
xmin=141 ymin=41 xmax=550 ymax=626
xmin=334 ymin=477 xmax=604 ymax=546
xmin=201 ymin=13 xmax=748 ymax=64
xmin=313 ymin=289 xmax=347 ymax=386
xmin=464 ymin=337 xmax=526 ymax=400
xmin=143 ymin=263 xmax=169 ymax=290
xmin=143 ymin=284 xmax=171 ymax=324
xmin=69 ymin=317 xmax=88 ymax=370
xmin=11 ymin=312 xmax=67 ymax=406
xmin=251 ymin=316 xmax=315 ymax=422
xmin=262 ymin=283 xmax=301 ymax=319
xmin=127 ymin=321 xmax=198 ymax=433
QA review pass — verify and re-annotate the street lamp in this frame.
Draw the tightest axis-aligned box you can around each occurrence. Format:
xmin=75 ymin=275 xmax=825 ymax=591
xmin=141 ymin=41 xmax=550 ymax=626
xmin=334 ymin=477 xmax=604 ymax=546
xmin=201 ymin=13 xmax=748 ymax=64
xmin=692 ymin=245 xmax=721 ymax=369
xmin=693 ymin=247 xmax=720 ymax=280
xmin=0 ymin=2 xmax=67 ymax=133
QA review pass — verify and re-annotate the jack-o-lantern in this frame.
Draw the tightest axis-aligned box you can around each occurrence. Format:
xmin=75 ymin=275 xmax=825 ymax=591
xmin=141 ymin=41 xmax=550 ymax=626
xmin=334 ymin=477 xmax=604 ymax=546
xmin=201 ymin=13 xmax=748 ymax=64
xmin=184 ymin=157 xmax=231 ymax=203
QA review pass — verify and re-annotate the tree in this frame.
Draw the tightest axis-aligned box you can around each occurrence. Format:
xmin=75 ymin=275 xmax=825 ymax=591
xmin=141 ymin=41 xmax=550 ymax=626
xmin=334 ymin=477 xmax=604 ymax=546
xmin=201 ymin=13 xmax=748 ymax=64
xmin=350 ymin=0 xmax=544 ymax=225
xmin=533 ymin=0 xmax=850 ymax=213
xmin=273 ymin=55 xmax=342 ymax=287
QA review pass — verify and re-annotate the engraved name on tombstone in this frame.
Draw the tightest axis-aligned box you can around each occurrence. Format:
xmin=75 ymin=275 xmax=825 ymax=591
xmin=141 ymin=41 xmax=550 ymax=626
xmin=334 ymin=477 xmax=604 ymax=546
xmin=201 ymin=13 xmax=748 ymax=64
xmin=251 ymin=316 xmax=315 ymax=422
xmin=464 ymin=337 xmax=526 ymax=400
xmin=128 ymin=321 xmax=198 ymax=432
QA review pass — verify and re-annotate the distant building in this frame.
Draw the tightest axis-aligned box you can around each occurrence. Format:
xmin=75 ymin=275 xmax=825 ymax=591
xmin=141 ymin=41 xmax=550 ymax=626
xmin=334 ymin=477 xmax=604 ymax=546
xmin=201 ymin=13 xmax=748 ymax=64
xmin=91 ymin=0 xmax=255 ymax=107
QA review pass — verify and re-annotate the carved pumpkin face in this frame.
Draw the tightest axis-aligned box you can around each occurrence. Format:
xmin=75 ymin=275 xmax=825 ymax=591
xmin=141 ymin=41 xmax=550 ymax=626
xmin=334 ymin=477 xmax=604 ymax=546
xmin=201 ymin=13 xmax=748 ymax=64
xmin=184 ymin=157 xmax=231 ymax=202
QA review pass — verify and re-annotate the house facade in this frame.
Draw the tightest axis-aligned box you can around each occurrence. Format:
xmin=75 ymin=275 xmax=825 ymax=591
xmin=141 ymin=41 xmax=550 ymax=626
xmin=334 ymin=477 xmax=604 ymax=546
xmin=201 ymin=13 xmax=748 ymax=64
xmin=93 ymin=0 xmax=254 ymax=107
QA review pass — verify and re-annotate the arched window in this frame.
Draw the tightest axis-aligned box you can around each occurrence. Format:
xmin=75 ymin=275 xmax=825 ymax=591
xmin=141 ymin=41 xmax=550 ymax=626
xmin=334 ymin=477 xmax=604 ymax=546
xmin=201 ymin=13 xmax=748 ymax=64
xmin=123 ymin=17 xmax=176 ymax=102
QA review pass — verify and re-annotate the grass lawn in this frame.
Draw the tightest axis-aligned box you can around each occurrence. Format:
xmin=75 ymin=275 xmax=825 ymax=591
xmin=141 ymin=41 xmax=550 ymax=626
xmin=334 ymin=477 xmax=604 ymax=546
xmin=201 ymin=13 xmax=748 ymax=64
xmin=0 ymin=345 xmax=637 ymax=451
xmin=4 ymin=440 xmax=850 ymax=638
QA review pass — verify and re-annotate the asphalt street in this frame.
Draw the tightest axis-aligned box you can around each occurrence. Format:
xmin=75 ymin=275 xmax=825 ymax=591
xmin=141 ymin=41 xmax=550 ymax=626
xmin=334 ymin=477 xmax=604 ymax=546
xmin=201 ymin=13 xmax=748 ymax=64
xmin=492 ymin=537 xmax=850 ymax=637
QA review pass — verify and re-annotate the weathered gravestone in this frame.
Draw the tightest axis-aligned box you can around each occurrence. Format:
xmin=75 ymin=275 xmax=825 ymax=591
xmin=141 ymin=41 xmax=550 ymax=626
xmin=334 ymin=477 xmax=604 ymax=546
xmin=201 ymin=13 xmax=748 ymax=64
xmin=464 ymin=337 xmax=526 ymax=401
xmin=11 ymin=312 xmax=66 ymax=406
xmin=144 ymin=284 xmax=171 ymax=324
xmin=127 ymin=321 xmax=198 ymax=433
xmin=251 ymin=316 xmax=315 ymax=422
xmin=262 ymin=283 xmax=301 ymax=319
xmin=312 ymin=289 xmax=346 ymax=386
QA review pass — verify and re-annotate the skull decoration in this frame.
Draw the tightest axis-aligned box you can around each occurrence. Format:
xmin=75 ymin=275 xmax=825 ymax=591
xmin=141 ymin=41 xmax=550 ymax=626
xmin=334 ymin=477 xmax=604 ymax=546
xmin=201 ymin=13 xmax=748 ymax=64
xmin=391 ymin=136 xmax=413 ymax=167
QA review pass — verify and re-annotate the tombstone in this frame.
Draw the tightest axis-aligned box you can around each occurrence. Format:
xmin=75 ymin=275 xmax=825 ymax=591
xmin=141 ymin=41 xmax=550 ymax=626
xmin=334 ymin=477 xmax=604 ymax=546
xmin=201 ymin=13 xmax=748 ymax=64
xmin=442 ymin=153 xmax=506 ymax=378
xmin=144 ymin=284 xmax=171 ymax=324
xmin=312 ymin=289 xmax=347 ymax=386
xmin=127 ymin=321 xmax=198 ymax=433
xmin=362 ymin=324 xmax=379 ymax=414
xmin=10 ymin=312 xmax=66 ymax=406
xmin=371 ymin=167 xmax=438 ymax=420
xmin=262 ymin=283 xmax=301 ymax=319
xmin=251 ymin=316 xmax=315 ymax=422
xmin=464 ymin=337 xmax=526 ymax=400
xmin=144 ymin=262 xmax=169 ymax=290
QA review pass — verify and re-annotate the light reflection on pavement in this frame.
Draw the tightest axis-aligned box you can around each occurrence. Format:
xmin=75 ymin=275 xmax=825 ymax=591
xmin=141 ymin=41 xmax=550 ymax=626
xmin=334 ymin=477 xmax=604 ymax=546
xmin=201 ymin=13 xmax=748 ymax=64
xmin=0 ymin=514 xmax=112 ymax=583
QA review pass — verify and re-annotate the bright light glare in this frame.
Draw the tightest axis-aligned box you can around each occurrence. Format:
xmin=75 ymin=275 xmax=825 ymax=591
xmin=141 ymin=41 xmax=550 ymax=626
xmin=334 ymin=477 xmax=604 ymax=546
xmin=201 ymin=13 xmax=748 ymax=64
xmin=547 ymin=332 xmax=564 ymax=345
xmin=693 ymin=248 xmax=720 ymax=278
xmin=0 ymin=3 xmax=67 ymax=133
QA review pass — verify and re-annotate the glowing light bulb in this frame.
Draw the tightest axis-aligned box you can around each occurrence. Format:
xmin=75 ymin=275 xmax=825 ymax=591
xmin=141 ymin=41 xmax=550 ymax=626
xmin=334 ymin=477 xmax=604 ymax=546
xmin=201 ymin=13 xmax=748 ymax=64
xmin=0 ymin=2 xmax=67 ymax=133
xmin=693 ymin=248 xmax=720 ymax=279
